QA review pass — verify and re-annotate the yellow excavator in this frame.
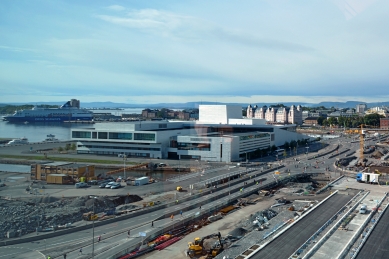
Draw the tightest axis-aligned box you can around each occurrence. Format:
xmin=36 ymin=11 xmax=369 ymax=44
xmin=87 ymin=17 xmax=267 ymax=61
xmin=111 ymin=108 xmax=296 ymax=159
xmin=82 ymin=211 xmax=98 ymax=221
xmin=187 ymin=232 xmax=224 ymax=258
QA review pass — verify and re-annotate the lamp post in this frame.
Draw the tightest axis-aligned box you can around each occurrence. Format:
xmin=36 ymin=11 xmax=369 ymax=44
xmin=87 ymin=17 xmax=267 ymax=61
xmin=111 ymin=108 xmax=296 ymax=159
xmin=289 ymin=147 xmax=291 ymax=156
xmin=92 ymin=197 xmax=97 ymax=258
xmin=123 ymin=154 xmax=126 ymax=180
xmin=305 ymin=144 xmax=309 ymax=161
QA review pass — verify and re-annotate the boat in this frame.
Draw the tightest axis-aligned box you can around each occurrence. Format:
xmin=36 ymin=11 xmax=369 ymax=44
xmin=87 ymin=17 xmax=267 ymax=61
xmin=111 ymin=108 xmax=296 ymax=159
xmin=7 ymin=137 xmax=29 ymax=145
xmin=3 ymin=99 xmax=93 ymax=123
xmin=43 ymin=134 xmax=59 ymax=142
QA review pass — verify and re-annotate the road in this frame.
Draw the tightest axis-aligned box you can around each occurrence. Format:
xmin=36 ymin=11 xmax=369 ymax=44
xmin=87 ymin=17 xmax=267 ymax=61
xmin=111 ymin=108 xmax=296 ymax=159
xmin=249 ymin=192 xmax=355 ymax=259
xmin=0 ymin=134 xmax=364 ymax=258
xmin=355 ymin=202 xmax=389 ymax=259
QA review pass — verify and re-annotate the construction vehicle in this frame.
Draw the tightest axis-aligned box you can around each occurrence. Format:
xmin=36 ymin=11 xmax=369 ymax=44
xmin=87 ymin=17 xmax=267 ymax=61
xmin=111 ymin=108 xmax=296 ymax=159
xmin=187 ymin=232 xmax=224 ymax=258
xmin=176 ymin=186 xmax=183 ymax=192
xmin=82 ymin=211 xmax=98 ymax=221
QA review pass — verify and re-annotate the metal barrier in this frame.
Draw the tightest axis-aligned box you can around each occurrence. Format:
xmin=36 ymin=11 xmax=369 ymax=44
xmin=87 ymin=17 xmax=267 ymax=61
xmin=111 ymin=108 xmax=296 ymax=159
xmin=349 ymin=193 xmax=388 ymax=259
xmin=301 ymin=191 xmax=369 ymax=259
xmin=337 ymin=193 xmax=387 ymax=259
xmin=289 ymin=190 xmax=364 ymax=259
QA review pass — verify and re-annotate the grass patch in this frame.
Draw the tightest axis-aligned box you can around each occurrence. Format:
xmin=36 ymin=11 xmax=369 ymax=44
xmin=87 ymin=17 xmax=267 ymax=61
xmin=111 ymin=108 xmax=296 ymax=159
xmin=0 ymin=154 xmax=138 ymax=165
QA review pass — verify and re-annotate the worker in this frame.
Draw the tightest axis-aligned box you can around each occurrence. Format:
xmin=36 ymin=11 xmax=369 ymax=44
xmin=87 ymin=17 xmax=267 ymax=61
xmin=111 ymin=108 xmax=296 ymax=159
xmin=47 ymin=256 xmax=51 ymax=259
xmin=256 ymin=182 xmax=258 ymax=185
xmin=127 ymin=230 xmax=130 ymax=238
xmin=63 ymin=253 xmax=67 ymax=259
xmin=171 ymin=214 xmax=174 ymax=221
xmin=180 ymin=210 xmax=183 ymax=217
xmin=151 ymin=221 xmax=154 ymax=227
xmin=199 ymin=205 xmax=202 ymax=210
xmin=79 ymin=248 xmax=83 ymax=255
xmin=176 ymin=199 xmax=178 ymax=204
xmin=98 ymin=235 xmax=101 ymax=242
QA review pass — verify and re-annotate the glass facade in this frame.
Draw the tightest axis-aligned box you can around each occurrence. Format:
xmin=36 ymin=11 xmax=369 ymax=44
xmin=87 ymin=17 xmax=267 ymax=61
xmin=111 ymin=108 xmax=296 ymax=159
xmin=109 ymin=132 xmax=132 ymax=140
xmin=239 ymin=133 xmax=269 ymax=141
xmin=134 ymin=133 xmax=155 ymax=141
xmin=98 ymin=132 xmax=108 ymax=139
xmin=72 ymin=131 xmax=91 ymax=138
xmin=178 ymin=142 xmax=211 ymax=151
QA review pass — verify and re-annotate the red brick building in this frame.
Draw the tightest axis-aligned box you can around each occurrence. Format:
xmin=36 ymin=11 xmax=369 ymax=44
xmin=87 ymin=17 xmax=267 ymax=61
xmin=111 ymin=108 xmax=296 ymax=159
xmin=380 ymin=118 xmax=389 ymax=129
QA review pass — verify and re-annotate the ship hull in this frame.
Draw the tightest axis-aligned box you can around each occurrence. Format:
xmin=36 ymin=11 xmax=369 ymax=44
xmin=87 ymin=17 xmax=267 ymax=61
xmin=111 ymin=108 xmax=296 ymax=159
xmin=4 ymin=116 xmax=93 ymax=123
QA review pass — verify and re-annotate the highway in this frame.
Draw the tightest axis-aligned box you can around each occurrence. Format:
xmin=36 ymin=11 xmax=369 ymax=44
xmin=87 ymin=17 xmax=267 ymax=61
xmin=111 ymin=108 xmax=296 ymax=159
xmin=250 ymin=192 xmax=355 ymax=259
xmin=355 ymin=203 xmax=389 ymax=259
xmin=0 ymin=134 xmax=364 ymax=258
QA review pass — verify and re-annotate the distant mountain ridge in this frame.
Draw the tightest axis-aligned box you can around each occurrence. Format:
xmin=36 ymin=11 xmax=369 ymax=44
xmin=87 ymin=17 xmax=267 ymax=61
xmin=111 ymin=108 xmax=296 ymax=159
xmin=2 ymin=101 xmax=389 ymax=109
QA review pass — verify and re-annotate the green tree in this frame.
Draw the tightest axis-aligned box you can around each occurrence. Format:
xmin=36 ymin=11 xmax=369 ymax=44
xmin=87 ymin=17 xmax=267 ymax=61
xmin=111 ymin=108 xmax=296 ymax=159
xmin=65 ymin=143 xmax=71 ymax=151
xmin=364 ymin=114 xmax=384 ymax=127
xmin=284 ymin=141 xmax=290 ymax=149
xmin=58 ymin=147 xmax=63 ymax=152
xmin=317 ymin=116 xmax=325 ymax=125
xmin=271 ymin=145 xmax=277 ymax=152
xmin=71 ymin=143 xmax=76 ymax=150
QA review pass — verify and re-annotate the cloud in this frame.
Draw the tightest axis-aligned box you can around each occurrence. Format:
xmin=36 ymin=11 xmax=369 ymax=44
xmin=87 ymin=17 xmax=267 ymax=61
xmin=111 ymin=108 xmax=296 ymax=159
xmin=96 ymin=9 xmax=314 ymax=53
xmin=332 ymin=0 xmax=377 ymax=20
xmin=107 ymin=5 xmax=126 ymax=11
xmin=0 ymin=45 xmax=36 ymax=53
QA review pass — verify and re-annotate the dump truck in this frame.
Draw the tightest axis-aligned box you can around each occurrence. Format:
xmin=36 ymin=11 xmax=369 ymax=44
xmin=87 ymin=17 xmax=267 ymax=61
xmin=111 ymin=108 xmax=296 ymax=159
xmin=187 ymin=232 xmax=223 ymax=258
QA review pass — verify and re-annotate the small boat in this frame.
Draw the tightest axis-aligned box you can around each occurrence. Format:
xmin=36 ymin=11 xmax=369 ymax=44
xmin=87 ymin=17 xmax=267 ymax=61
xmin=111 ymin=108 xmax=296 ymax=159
xmin=7 ymin=137 xmax=29 ymax=145
xmin=44 ymin=134 xmax=59 ymax=142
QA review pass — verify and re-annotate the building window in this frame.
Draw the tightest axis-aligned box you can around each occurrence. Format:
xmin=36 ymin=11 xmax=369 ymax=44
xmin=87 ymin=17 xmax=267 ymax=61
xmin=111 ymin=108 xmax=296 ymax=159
xmin=178 ymin=142 xmax=211 ymax=151
xmin=72 ymin=131 xmax=91 ymax=138
xmin=159 ymin=124 xmax=167 ymax=128
xmin=134 ymin=133 xmax=155 ymax=141
xmin=92 ymin=132 xmax=97 ymax=139
xmin=98 ymin=132 xmax=108 ymax=139
xmin=109 ymin=132 xmax=132 ymax=140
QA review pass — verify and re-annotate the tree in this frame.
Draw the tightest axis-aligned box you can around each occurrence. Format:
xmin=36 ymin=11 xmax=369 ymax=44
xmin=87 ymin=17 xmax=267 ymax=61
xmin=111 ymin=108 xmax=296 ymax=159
xmin=71 ymin=143 xmax=76 ymax=150
xmin=271 ymin=145 xmax=277 ymax=152
xmin=284 ymin=141 xmax=290 ymax=149
xmin=364 ymin=113 xmax=384 ymax=127
xmin=65 ymin=143 xmax=71 ymax=151
xmin=317 ymin=116 xmax=325 ymax=125
xmin=58 ymin=147 xmax=63 ymax=152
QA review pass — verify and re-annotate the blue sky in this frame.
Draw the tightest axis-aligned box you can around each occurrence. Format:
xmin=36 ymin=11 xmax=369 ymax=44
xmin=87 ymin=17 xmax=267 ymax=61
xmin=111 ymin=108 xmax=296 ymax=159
xmin=0 ymin=0 xmax=388 ymax=104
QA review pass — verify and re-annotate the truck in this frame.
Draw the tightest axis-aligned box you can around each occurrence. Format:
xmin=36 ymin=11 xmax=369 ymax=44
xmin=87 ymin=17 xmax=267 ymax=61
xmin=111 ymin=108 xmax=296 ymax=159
xmin=134 ymin=176 xmax=149 ymax=186
xmin=356 ymin=172 xmax=380 ymax=184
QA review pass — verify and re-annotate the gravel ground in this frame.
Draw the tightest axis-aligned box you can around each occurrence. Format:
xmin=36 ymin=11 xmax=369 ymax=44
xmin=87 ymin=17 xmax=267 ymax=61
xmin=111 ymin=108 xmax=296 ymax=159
xmin=0 ymin=194 xmax=141 ymax=239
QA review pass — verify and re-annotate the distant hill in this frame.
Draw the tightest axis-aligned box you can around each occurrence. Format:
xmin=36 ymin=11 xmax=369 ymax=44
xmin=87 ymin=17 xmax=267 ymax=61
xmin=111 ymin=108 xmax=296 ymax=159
xmin=2 ymin=100 xmax=389 ymax=109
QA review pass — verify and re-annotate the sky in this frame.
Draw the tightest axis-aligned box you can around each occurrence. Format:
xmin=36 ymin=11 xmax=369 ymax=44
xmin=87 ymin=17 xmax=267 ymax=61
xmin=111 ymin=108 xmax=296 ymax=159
xmin=0 ymin=0 xmax=388 ymax=105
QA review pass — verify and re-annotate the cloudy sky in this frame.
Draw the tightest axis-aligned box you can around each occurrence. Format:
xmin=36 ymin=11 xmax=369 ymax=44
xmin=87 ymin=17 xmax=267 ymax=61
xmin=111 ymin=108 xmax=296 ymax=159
xmin=0 ymin=0 xmax=388 ymax=104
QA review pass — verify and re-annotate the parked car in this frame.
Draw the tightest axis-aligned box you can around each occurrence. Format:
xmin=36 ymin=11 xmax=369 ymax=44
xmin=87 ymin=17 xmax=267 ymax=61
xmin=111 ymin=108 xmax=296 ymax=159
xmin=110 ymin=183 xmax=121 ymax=189
xmin=87 ymin=180 xmax=98 ymax=185
xmin=105 ymin=181 xmax=116 ymax=188
xmin=75 ymin=182 xmax=88 ymax=188
xmin=99 ymin=182 xmax=109 ymax=188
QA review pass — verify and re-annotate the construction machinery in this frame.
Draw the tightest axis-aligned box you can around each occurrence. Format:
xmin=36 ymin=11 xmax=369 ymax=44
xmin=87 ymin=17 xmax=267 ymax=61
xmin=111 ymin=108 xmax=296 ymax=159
xmin=176 ymin=186 xmax=183 ymax=192
xmin=187 ymin=232 xmax=224 ymax=258
xmin=82 ymin=211 xmax=98 ymax=221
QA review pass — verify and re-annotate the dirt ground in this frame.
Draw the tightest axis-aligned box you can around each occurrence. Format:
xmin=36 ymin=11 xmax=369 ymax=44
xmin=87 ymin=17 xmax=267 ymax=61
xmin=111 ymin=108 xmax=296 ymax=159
xmin=139 ymin=192 xmax=289 ymax=259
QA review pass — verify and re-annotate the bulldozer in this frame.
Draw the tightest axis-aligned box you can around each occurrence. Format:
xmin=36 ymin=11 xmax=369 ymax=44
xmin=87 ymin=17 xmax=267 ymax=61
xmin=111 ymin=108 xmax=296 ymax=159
xmin=187 ymin=232 xmax=224 ymax=258
xmin=82 ymin=211 xmax=98 ymax=221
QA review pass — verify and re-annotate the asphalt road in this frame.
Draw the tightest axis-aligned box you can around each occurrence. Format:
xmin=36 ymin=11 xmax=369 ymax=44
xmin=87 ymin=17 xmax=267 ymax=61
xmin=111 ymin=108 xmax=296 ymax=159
xmin=355 ymin=204 xmax=389 ymax=259
xmin=0 ymin=134 xmax=365 ymax=258
xmin=250 ymin=192 xmax=354 ymax=259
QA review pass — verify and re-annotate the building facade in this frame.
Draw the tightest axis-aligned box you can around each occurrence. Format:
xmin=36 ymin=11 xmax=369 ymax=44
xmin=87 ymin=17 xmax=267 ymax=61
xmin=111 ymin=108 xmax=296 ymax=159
xmin=356 ymin=103 xmax=367 ymax=113
xmin=247 ymin=104 xmax=302 ymax=125
xmin=71 ymin=105 xmax=309 ymax=162
xmin=380 ymin=118 xmax=389 ymax=129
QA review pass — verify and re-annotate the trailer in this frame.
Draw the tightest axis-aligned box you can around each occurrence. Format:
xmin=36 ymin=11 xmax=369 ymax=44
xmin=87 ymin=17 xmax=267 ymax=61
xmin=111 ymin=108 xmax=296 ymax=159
xmin=356 ymin=172 xmax=380 ymax=184
xmin=134 ymin=176 xmax=149 ymax=186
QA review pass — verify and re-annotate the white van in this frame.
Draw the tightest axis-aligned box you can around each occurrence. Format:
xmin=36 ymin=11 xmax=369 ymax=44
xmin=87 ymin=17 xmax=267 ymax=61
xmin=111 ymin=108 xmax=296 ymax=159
xmin=359 ymin=205 xmax=367 ymax=214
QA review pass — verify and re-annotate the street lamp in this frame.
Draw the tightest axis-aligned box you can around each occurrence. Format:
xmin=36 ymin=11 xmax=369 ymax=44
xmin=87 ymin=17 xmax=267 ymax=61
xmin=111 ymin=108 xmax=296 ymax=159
xmin=289 ymin=147 xmax=291 ymax=156
xmin=92 ymin=196 xmax=97 ymax=258
xmin=123 ymin=154 xmax=127 ymax=180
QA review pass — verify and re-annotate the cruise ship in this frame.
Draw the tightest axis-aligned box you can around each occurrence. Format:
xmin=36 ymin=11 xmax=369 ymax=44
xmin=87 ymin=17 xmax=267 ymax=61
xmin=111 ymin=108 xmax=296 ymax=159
xmin=3 ymin=99 xmax=93 ymax=123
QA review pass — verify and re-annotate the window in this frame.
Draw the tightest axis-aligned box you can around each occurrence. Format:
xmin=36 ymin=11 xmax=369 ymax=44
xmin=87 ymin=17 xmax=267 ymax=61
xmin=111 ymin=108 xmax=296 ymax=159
xmin=134 ymin=133 xmax=155 ymax=141
xmin=98 ymin=132 xmax=108 ymax=139
xmin=109 ymin=132 xmax=132 ymax=140
xmin=72 ymin=131 xmax=91 ymax=138
xmin=92 ymin=132 xmax=97 ymax=139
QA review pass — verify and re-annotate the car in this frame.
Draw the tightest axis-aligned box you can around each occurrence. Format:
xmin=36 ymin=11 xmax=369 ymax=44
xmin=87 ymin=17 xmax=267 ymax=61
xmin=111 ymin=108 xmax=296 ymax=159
xmin=75 ymin=182 xmax=88 ymax=188
xmin=110 ymin=183 xmax=121 ymax=189
xmin=99 ymin=182 xmax=109 ymax=188
xmin=88 ymin=180 xmax=98 ymax=185
xmin=105 ymin=181 xmax=116 ymax=188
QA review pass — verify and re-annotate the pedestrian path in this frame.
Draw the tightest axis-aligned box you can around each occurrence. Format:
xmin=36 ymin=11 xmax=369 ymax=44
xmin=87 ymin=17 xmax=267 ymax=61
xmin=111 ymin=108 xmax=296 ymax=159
xmin=166 ymin=166 xmax=228 ymax=183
